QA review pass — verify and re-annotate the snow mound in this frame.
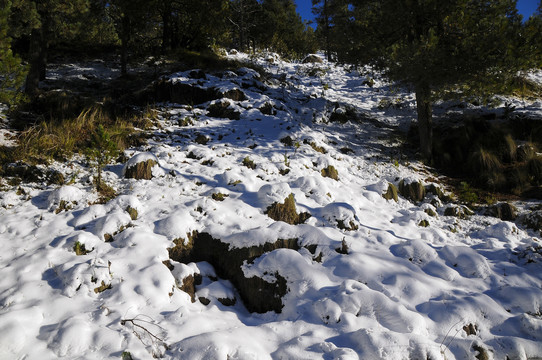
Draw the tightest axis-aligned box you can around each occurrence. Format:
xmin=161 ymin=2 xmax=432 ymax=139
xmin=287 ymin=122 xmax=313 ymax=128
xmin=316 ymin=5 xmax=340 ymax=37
xmin=47 ymin=185 xmax=85 ymax=210
xmin=440 ymin=245 xmax=492 ymax=279
xmin=154 ymin=208 xmax=198 ymax=241
xmin=257 ymin=183 xmax=293 ymax=208
xmin=319 ymin=202 xmax=358 ymax=229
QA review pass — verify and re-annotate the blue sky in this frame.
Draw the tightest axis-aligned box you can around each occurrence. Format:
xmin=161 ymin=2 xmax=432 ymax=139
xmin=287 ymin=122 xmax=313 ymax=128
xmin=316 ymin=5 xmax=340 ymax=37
xmin=295 ymin=0 xmax=540 ymax=25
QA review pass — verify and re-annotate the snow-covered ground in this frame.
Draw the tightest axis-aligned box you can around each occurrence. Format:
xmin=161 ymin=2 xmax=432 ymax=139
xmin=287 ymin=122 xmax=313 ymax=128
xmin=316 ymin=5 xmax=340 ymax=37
xmin=1 ymin=53 xmax=542 ymax=360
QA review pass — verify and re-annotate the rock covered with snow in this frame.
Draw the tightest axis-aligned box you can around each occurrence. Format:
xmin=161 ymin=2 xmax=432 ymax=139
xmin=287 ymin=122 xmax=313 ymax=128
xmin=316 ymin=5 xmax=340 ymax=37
xmin=123 ymin=152 xmax=159 ymax=180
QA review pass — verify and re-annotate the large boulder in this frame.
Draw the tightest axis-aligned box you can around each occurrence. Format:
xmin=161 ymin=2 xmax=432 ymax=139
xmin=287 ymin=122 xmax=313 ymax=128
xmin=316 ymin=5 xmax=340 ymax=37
xmin=168 ymin=232 xmax=298 ymax=313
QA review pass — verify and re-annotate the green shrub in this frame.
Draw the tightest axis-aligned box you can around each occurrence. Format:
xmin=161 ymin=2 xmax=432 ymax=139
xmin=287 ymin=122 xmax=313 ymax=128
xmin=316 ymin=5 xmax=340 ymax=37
xmin=458 ymin=181 xmax=479 ymax=205
xmin=86 ymin=124 xmax=119 ymax=192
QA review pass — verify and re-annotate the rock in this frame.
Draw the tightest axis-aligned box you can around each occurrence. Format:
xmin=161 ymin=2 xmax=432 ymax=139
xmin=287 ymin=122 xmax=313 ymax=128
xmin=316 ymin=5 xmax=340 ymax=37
xmin=188 ymin=69 xmax=206 ymax=79
xmin=221 ymin=88 xmax=246 ymax=101
xmin=180 ymin=273 xmax=202 ymax=303
xmin=383 ymin=183 xmax=399 ymax=202
xmin=487 ymin=203 xmax=518 ymax=221
xmin=135 ymin=79 xmax=220 ymax=105
xmin=124 ymin=152 xmax=158 ymax=180
xmin=444 ymin=205 xmax=474 ymax=219
xmin=399 ymin=179 xmax=426 ymax=203
xmin=521 ymin=210 xmax=542 ymax=233
xmin=302 ymin=54 xmax=323 ymax=63
xmin=425 ymin=184 xmax=449 ymax=202
xmin=207 ymin=99 xmax=240 ymax=120
xmin=168 ymin=232 xmax=298 ymax=313
xmin=259 ymin=102 xmax=277 ymax=115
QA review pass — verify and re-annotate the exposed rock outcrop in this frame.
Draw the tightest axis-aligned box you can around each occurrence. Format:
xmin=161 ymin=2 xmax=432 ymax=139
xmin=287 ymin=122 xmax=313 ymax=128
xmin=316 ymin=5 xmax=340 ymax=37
xmin=168 ymin=232 xmax=299 ymax=313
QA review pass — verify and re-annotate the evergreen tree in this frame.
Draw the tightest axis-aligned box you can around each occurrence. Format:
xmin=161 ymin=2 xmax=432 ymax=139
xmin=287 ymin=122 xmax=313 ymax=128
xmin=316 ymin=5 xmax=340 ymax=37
xmin=522 ymin=1 xmax=542 ymax=69
xmin=8 ymin=0 xmax=90 ymax=95
xmin=311 ymin=0 xmax=349 ymax=61
xmin=335 ymin=0 xmax=523 ymax=162
xmin=230 ymin=0 xmax=261 ymax=52
xmin=0 ymin=0 xmax=26 ymax=104
xmin=108 ymin=0 xmax=153 ymax=75
xmin=259 ymin=0 xmax=317 ymax=58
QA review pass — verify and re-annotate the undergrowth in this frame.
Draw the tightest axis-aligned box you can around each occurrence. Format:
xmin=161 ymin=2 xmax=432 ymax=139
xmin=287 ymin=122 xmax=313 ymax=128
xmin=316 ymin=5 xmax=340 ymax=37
xmin=1 ymin=106 xmax=135 ymax=166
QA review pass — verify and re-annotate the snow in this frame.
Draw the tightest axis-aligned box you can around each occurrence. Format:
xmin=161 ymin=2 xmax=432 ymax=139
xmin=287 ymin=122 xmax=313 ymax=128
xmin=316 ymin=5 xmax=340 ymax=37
xmin=1 ymin=51 xmax=542 ymax=359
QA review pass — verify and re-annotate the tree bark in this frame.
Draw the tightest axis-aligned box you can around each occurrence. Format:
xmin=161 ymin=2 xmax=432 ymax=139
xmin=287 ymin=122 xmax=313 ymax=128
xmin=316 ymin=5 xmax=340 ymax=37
xmin=415 ymin=82 xmax=433 ymax=164
xmin=25 ymin=27 xmax=44 ymax=95
xmin=324 ymin=0 xmax=331 ymax=61
xmin=161 ymin=2 xmax=172 ymax=53
xmin=120 ymin=15 xmax=130 ymax=76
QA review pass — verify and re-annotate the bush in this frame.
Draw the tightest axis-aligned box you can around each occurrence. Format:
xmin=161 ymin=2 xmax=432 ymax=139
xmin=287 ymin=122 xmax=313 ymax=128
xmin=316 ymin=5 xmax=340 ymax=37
xmin=86 ymin=123 xmax=120 ymax=191
xmin=13 ymin=106 xmax=133 ymax=164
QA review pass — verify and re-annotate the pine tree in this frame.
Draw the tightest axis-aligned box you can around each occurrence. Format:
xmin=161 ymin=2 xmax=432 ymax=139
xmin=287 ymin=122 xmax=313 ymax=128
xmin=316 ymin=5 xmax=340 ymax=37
xmin=108 ymin=0 xmax=153 ymax=75
xmin=259 ymin=0 xmax=317 ymax=58
xmin=334 ymin=0 xmax=523 ymax=162
xmin=230 ymin=0 xmax=261 ymax=52
xmin=0 ymin=0 xmax=26 ymax=104
xmin=522 ymin=1 xmax=542 ymax=69
xmin=9 ymin=0 xmax=90 ymax=95
xmin=311 ymin=0 xmax=349 ymax=61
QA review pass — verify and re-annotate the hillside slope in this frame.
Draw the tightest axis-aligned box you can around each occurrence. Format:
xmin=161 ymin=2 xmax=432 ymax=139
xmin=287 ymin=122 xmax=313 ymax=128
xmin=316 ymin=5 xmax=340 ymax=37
xmin=1 ymin=52 xmax=542 ymax=360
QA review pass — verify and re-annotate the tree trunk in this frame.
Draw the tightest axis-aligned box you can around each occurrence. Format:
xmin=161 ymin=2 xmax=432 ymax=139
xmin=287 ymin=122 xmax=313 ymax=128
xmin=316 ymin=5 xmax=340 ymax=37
xmin=415 ymin=82 xmax=433 ymax=164
xmin=324 ymin=0 xmax=331 ymax=61
xmin=25 ymin=27 xmax=44 ymax=95
xmin=120 ymin=16 xmax=130 ymax=76
xmin=161 ymin=3 xmax=172 ymax=53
